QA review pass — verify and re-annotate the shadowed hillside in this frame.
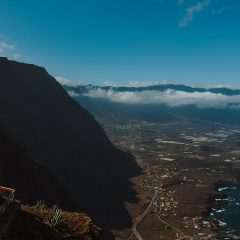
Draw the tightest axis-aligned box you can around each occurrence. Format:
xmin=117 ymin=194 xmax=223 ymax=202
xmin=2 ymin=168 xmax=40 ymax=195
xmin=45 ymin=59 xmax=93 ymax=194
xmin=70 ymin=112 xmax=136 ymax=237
xmin=0 ymin=128 xmax=75 ymax=209
xmin=0 ymin=57 xmax=141 ymax=235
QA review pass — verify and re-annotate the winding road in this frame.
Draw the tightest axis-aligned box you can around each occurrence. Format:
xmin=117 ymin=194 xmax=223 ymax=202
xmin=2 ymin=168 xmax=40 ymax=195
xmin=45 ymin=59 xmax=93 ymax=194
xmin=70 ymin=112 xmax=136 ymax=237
xmin=128 ymin=189 xmax=195 ymax=240
xmin=129 ymin=190 xmax=158 ymax=240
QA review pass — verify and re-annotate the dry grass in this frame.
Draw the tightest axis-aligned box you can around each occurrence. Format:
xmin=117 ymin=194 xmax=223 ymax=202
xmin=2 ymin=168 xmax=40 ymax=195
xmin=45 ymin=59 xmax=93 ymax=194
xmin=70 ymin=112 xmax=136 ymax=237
xmin=8 ymin=204 xmax=101 ymax=240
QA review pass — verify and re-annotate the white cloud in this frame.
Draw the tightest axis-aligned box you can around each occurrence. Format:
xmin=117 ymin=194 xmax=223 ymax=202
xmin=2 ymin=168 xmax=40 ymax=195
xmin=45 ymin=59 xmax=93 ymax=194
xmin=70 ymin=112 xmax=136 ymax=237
xmin=127 ymin=81 xmax=168 ymax=87
xmin=177 ymin=0 xmax=185 ymax=5
xmin=67 ymin=90 xmax=80 ymax=97
xmin=84 ymin=88 xmax=240 ymax=109
xmin=0 ymin=40 xmax=23 ymax=60
xmin=12 ymin=53 xmax=21 ymax=59
xmin=101 ymin=80 xmax=169 ymax=87
xmin=0 ymin=42 xmax=16 ymax=50
xmin=102 ymin=80 xmax=120 ymax=87
xmin=212 ymin=6 xmax=230 ymax=15
xmin=55 ymin=76 xmax=84 ymax=87
xmin=179 ymin=0 xmax=211 ymax=27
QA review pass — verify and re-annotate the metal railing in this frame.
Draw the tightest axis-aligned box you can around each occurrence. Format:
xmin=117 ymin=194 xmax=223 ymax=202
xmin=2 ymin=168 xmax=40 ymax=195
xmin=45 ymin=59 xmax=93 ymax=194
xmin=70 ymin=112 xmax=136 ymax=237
xmin=0 ymin=186 xmax=15 ymax=217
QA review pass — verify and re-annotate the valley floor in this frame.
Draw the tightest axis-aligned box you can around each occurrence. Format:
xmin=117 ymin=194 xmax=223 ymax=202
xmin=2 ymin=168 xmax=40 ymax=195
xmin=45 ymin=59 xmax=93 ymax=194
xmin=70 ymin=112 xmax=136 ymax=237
xmin=100 ymin=120 xmax=240 ymax=240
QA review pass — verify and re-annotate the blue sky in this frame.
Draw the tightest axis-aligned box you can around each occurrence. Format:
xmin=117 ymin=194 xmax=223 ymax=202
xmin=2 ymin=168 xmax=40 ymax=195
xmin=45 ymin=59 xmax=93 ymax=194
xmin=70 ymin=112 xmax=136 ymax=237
xmin=0 ymin=0 xmax=239 ymax=86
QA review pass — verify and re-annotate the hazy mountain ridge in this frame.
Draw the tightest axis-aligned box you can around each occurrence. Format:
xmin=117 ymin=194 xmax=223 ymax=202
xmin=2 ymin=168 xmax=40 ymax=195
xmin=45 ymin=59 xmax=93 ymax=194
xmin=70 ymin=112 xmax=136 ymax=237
xmin=63 ymin=83 xmax=240 ymax=125
xmin=64 ymin=84 xmax=240 ymax=96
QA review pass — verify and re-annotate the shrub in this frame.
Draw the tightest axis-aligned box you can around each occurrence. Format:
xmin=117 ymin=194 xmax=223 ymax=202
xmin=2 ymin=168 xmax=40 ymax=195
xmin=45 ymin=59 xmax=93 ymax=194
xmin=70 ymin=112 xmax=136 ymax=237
xmin=36 ymin=200 xmax=46 ymax=210
xmin=49 ymin=205 xmax=63 ymax=227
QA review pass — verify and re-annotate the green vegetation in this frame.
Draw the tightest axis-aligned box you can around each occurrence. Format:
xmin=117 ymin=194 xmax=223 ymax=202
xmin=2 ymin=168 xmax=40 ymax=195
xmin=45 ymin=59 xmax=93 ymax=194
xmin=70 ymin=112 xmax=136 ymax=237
xmin=36 ymin=200 xmax=46 ymax=210
xmin=49 ymin=205 xmax=63 ymax=227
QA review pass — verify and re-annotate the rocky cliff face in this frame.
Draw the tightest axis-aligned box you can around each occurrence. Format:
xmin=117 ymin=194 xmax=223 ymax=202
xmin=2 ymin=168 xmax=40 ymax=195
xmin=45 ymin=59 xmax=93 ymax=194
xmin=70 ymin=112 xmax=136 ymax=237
xmin=0 ymin=129 xmax=75 ymax=209
xmin=0 ymin=57 xmax=141 ymax=232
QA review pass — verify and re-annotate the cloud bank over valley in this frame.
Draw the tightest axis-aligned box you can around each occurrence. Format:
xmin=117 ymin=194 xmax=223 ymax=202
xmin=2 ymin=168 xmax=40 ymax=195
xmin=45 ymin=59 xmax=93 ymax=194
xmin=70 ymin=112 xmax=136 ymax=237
xmin=80 ymin=88 xmax=240 ymax=110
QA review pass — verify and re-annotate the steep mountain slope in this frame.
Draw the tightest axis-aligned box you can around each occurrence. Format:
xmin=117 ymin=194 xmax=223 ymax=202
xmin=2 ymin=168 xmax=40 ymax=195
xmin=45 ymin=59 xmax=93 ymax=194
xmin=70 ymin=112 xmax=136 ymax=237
xmin=0 ymin=57 xmax=141 ymax=232
xmin=0 ymin=128 xmax=75 ymax=209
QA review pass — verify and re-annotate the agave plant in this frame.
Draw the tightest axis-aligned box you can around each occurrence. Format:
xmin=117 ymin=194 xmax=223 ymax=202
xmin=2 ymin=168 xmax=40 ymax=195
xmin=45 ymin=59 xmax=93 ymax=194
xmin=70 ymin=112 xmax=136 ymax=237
xmin=49 ymin=205 xmax=63 ymax=227
xmin=36 ymin=200 xmax=46 ymax=210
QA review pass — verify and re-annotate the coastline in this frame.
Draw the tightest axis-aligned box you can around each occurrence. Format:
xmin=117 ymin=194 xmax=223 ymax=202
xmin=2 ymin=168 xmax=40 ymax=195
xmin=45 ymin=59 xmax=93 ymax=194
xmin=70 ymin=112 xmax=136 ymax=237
xmin=208 ymin=181 xmax=240 ymax=239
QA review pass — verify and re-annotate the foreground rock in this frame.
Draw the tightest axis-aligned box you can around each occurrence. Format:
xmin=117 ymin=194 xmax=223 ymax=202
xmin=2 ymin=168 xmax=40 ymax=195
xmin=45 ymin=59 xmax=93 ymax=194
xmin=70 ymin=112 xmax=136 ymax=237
xmin=8 ymin=204 xmax=101 ymax=240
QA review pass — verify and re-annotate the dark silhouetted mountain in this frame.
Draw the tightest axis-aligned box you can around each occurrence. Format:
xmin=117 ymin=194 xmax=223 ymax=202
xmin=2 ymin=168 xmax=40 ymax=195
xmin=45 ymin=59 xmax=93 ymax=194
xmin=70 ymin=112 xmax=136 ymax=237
xmin=0 ymin=128 xmax=75 ymax=209
xmin=0 ymin=57 xmax=141 ymax=234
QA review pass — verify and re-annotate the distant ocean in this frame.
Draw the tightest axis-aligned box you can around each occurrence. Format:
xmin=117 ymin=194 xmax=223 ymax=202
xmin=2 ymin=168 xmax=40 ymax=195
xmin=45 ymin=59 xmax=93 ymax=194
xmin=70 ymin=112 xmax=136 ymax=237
xmin=211 ymin=186 xmax=240 ymax=238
